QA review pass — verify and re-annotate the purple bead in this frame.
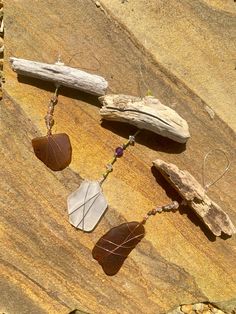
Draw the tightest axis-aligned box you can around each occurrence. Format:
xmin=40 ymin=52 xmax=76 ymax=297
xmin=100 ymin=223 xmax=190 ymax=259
xmin=115 ymin=146 xmax=124 ymax=157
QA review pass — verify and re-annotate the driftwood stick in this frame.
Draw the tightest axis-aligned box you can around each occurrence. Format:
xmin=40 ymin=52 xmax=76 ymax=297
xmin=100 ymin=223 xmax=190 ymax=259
xmin=153 ymin=159 xmax=236 ymax=236
xmin=99 ymin=94 xmax=190 ymax=143
xmin=10 ymin=57 xmax=108 ymax=96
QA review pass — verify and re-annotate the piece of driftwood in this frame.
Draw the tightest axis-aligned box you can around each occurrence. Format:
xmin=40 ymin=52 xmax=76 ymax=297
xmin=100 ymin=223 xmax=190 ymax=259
xmin=99 ymin=94 xmax=190 ymax=143
xmin=153 ymin=159 xmax=236 ymax=236
xmin=10 ymin=57 xmax=108 ymax=96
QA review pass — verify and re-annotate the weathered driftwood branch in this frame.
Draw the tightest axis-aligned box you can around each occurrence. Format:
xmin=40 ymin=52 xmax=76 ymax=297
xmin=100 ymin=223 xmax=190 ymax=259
xmin=153 ymin=159 xmax=236 ymax=236
xmin=10 ymin=57 xmax=108 ymax=96
xmin=99 ymin=94 xmax=190 ymax=143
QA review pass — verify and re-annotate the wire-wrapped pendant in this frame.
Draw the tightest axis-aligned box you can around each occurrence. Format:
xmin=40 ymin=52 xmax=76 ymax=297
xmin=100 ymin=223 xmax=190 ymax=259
xmin=67 ymin=180 xmax=108 ymax=232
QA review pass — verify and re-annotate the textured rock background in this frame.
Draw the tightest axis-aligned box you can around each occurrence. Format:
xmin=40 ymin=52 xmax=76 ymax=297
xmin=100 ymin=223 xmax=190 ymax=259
xmin=1 ymin=0 xmax=236 ymax=313
xmin=98 ymin=0 xmax=236 ymax=130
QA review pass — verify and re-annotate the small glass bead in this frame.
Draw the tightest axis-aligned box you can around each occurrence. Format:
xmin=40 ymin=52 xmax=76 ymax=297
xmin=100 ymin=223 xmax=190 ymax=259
xmin=155 ymin=207 xmax=163 ymax=213
xmin=129 ymin=135 xmax=135 ymax=145
xmin=106 ymin=163 xmax=113 ymax=172
xmin=115 ymin=146 xmax=124 ymax=157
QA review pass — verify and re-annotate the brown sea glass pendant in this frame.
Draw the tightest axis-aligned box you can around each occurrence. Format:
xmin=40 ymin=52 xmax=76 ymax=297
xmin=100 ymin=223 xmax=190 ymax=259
xmin=32 ymin=85 xmax=72 ymax=171
xmin=92 ymin=201 xmax=179 ymax=276
xmin=32 ymin=133 xmax=72 ymax=171
xmin=92 ymin=221 xmax=145 ymax=276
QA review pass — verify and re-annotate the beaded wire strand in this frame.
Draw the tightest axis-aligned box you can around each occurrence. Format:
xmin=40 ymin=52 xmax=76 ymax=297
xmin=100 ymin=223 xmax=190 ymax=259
xmin=142 ymin=201 xmax=179 ymax=224
xmin=44 ymin=85 xmax=59 ymax=135
xmin=44 ymin=55 xmax=64 ymax=135
xmin=99 ymin=130 xmax=141 ymax=185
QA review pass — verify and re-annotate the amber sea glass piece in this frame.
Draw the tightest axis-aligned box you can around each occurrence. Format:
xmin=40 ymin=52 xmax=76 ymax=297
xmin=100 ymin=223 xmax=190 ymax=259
xmin=32 ymin=133 xmax=72 ymax=171
xmin=92 ymin=221 xmax=145 ymax=276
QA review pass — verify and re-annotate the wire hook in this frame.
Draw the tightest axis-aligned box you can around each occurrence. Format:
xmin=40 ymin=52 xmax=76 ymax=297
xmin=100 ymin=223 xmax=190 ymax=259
xmin=202 ymin=149 xmax=230 ymax=193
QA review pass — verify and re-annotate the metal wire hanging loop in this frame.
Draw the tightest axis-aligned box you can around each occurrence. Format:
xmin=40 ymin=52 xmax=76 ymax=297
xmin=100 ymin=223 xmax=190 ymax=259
xmin=202 ymin=149 xmax=230 ymax=193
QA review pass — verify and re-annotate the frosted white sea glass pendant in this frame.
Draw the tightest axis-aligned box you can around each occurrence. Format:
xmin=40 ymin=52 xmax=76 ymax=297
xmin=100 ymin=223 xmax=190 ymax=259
xmin=67 ymin=131 xmax=139 ymax=232
xmin=67 ymin=180 xmax=108 ymax=232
